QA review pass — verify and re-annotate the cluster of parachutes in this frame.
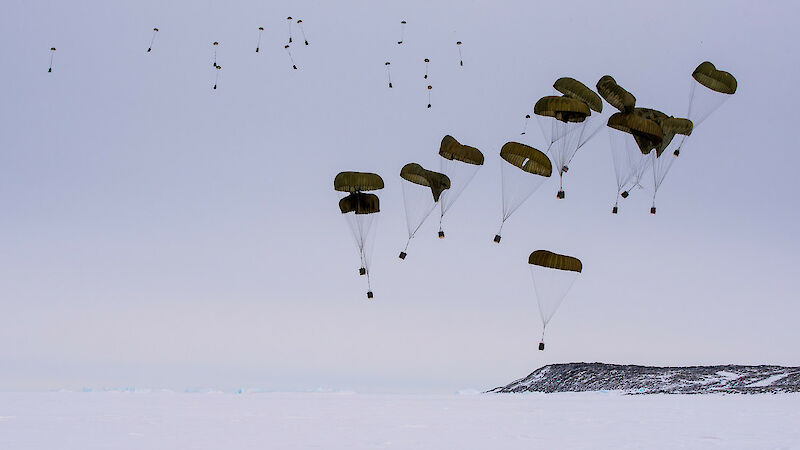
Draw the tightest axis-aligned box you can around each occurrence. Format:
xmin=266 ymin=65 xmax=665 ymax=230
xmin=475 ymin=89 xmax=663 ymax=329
xmin=335 ymin=61 xmax=736 ymax=350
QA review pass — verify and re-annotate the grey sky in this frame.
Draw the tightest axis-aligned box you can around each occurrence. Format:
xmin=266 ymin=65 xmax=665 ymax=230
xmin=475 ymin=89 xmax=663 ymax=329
xmin=1 ymin=0 xmax=798 ymax=392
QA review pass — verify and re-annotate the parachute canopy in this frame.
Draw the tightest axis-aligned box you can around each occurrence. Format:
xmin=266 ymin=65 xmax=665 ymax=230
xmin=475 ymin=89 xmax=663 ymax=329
xmin=692 ymin=61 xmax=737 ymax=94
xmin=534 ymin=96 xmax=590 ymax=123
xmin=334 ymin=172 xmax=385 ymax=192
xmin=439 ymin=135 xmax=484 ymax=165
xmin=554 ymin=77 xmax=603 ymax=113
xmin=528 ymin=250 xmax=582 ymax=272
xmin=500 ymin=142 xmax=552 ymax=176
xmin=597 ymin=75 xmax=636 ymax=113
xmin=607 ymin=112 xmax=664 ymax=154
xmin=400 ymin=163 xmax=450 ymax=202
xmin=339 ymin=192 xmax=380 ymax=214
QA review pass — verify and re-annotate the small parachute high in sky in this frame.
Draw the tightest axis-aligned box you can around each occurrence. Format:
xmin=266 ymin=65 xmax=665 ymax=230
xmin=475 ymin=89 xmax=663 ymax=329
xmin=48 ymin=47 xmax=56 ymax=73
xmin=286 ymin=17 xmax=293 ymax=44
xmin=528 ymin=250 xmax=582 ymax=351
xmin=385 ymin=62 xmax=393 ymax=88
xmin=147 ymin=28 xmax=159 ymax=53
xmin=520 ymin=114 xmax=531 ymax=135
xmin=534 ymin=95 xmax=591 ymax=199
xmin=437 ymin=135 xmax=484 ymax=238
xmin=255 ymin=27 xmax=264 ymax=52
xmin=285 ymin=44 xmax=297 ymax=70
xmin=398 ymin=163 xmax=450 ymax=259
xmin=398 ymin=20 xmax=406 ymax=45
xmin=424 ymin=58 xmax=430 ymax=79
xmin=212 ymin=41 xmax=219 ymax=68
xmin=456 ymin=41 xmax=463 ymax=67
xmin=334 ymin=171 xmax=385 ymax=299
xmin=296 ymin=19 xmax=309 ymax=45
xmin=427 ymin=85 xmax=432 ymax=109
xmin=213 ymin=65 xmax=221 ymax=90
xmin=495 ymin=142 xmax=552 ymax=243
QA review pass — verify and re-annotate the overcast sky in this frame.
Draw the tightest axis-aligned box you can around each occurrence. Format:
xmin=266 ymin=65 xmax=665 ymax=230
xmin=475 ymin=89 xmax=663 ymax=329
xmin=1 ymin=0 xmax=798 ymax=393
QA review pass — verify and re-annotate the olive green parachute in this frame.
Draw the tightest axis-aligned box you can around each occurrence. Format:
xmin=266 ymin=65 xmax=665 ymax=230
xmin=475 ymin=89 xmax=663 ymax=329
xmin=339 ymin=192 xmax=380 ymax=214
xmin=334 ymin=171 xmax=385 ymax=193
xmin=439 ymin=135 xmax=484 ymax=165
xmin=534 ymin=96 xmax=590 ymax=123
xmin=500 ymin=142 xmax=552 ymax=176
xmin=633 ymin=108 xmax=668 ymax=122
xmin=607 ymin=112 xmax=664 ymax=155
xmin=528 ymin=250 xmax=582 ymax=272
xmin=554 ymin=77 xmax=603 ymax=113
xmin=654 ymin=117 xmax=693 ymax=157
xmin=596 ymin=75 xmax=636 ymax=113
xmin=400 ymin=163 xmax=450 ymax=202
xmin=692 ymin=61 xmax=737 ymax=95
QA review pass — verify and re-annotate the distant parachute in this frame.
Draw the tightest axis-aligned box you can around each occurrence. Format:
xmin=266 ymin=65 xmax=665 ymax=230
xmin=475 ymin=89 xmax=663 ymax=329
xmin=296 ymin=19 xmax=309 ymax=45
xmin=424 ymin=58 xmax=430 ymax=79
xmin=147 ymin=28 xmax=159 ymax=53
xmin=495 ymin=142 xmax=552 ymax=243
xmin=285 ymin=44 xmax=297 ymax=70
xmin=528 ymin=250 xmax=582 ymax=350
xmin=456 ymin=41 xmax=463 ymax=67
xmin=286 ymin=17 xmax=293 ymax=44
xmin=48 ymin=47 xmax=56 ymax=73
xmin=398 ymin=20 xmax=407 ymax=45
xmin=385 ymin=62 xmax=393 ymax=88
xmin=520 ymin=114 xmax=531 ymax=135
xmin=399 ymin=163 xmax=450 ymax=259
xmin=534 ymin=95 xmax=590 ymax=199
xmin=427 ymin=85 xmax=433 ymax=109
xmin=255 ymin=27 xmax=264 ymax=52
xmin=212 ymin=41 xmax=219 ymax=68
xmin=334 ymin=171 xmax=385 ymax=299
xmin=437 ymin=135 xmax=484 ymax=238
xmin=213 ymin=65 xmax=221 ymax=90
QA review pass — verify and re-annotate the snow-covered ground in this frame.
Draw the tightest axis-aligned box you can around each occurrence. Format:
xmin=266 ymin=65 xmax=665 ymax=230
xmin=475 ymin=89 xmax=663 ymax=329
xmin=1 ymin=391 xmax=798 ymax=449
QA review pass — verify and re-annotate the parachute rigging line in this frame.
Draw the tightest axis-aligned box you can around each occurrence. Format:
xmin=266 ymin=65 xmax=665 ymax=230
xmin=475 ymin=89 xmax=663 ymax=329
xmin=285 ymin=44 xmax=297 ymax=70
xmin=397 ymin=20 xmax=406 ymax=44
xmin=147 ymin=28 xmax=158 ymax=53
xmin=255 ymin=27 xmax=263 ymax=52
xmin=296 ymin=19 xmax=309 ymax=45
xmin=48 ymin=47 xmax=56 ymax=73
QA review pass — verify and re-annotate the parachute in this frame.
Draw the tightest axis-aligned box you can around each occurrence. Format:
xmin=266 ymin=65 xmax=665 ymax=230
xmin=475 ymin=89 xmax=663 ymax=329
xmin=689 ymin=61 xmax=737 ymax=127
xmin=212 ymin=41 xmax=219 ymax=68
xmin=334 ymin=171 xmax=385 ymax=299
xmin=554 ymin=77 xmax=608 ymax=153
xmin=297 ymin=19 xmax=309 ymax=46
xmin=596 ymin=75 xmax=635 ymax=113
xmin=528 ymin=250 xmax=582 ymax=350
xmin=649 ymin=116 xmax=693 ymax=213
xmin=48 ymin=47 xmax=56 ymax=73
xmin=534 ymin=95 xmax=590 ymax=198
xmin=520 ymin=114 xmax=531 ymax=135
xmin=456 ymin=41 xmax=463 ymax=67
xmin=606 ymin=112 xmax=664 ymax=212
xmin=147 ymin=28 xmax=159 ymax=53
xmin=399 ymin=163 xmax=450 ymax=259
xmin=255 ymin=27 xmax=264 ymax=53
xmin=286 ymin=17 xmax=293 ymax=44
xmin=437 ymin=135 xmax=484 ymax=238
xmin=398 ymin=20 xmax=407 ymax=45
xmin=424 ymin=58 xmax=430 ymax=79
xmin=213 ymin=64 xmax=221 ymax=90
xmin=427 ymin=85 xmax=433 ymax=109
xmin=385 ymin=62 xmax=393 ymax=88
xmin=285 ymin=45 xmax=297 ymax=70
xmin=495 ymin=142 xmax=552 ymax=242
